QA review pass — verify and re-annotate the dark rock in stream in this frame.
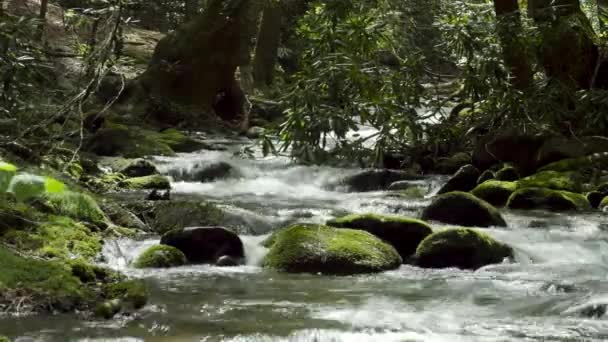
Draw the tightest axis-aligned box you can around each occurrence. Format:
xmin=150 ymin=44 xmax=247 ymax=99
xmin=437 ymin=164 xmax=480 ymax=195
xmin=421 ymin=191 xmax=507 ymax=227
xmin=170 ymin=161 xmax=240 ymax=183
xmin=146 ymin=189 xmax=171 ymax=201
xmin=216 ymin=255 xmax=239 ymax=267
xmin=161 ymin=227 xmax=245 ymax=264
xmin=338 ymin=169 xmax=423 ymax=192
xmin=119 ymin=159 xmax=159 ymax=178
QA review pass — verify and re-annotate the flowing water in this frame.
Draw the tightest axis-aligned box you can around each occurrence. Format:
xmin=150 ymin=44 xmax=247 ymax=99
xmin=2 ymin=135 xmax=608 ymax=341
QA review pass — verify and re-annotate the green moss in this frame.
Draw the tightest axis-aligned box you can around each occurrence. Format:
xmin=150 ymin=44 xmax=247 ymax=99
xmin=263 ymin=224 xmax=402 ymax=275
xmin=0 ymin=161 xmax=17 ymax=192
xmin=119 ymin=175 xmax=170 ymax=190
xmin=495 ymin=166 xmax=520 ymax=181
xmin=477 ymin=170 xmax=495 ymax=185
xmin=133 ymin=245 xmax=187 ymax=268
xmin=0 ymin=245 xmax=90 ymax=310
xmin=85 ymin=123 xmax=175 ymax=158
xmin=68 ymin=259 xmax=117 ymax=283
xmin=156 ymin=128 xmax=204 ymax=152
xmin=326 ymin=213 xmax=432 ymax=258
xmin=507 ymin=188 xmax=591 ymax=211
xmin=421 ymin=191 xmax=507 ymax=227
xmin=94 ymin=298 xmax=122 ymax=319
xmin=471 ymin=181 xmax=517 ymax=207
xmin=43 ymin=191 xmax=107 ymax=224
xmin=37 ymin=217 xmax=103 ymax=260
xmin=539 ymin=156 xmax=593 ymax=173
xmin=0 ymin=336 xmax=10 ymax=342
xmin=105 ymin=280 xmax=147 ymax=309
xmin=600 ymin=196 xmax=608 ymax=210
xmin=415 ymin=228 xmax=513 ymax=270
xmin=517 ymin=171 xmax=582 ymax=193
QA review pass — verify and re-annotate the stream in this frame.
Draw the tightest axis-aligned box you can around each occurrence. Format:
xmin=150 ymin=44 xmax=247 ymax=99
xmin=2 ymin=135 xmax=608 ymax=341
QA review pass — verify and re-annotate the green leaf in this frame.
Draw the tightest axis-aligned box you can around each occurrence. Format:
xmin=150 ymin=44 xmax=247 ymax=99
xmin=44 ymin=177 xmax=66 ymax=194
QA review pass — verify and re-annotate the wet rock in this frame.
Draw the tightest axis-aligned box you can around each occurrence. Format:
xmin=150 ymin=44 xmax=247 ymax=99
xmin=415 ymin=228 xmax=513 ymax=270
xmin=437 ymin=164 xmax=480 ymax=195
xmin=421 ymin=192 xmax=507 ymax=227
xmin=587 ymin=191 xmax=605 ymax=209
xmin=263 ymin=224 xmax=402 ymax=275
xmin=388 ymin=180 xmax=423 ymax=191
xmin=507 ymin=188 xmax=591 ymax=212
xmin=119 ymin=175 xmax=171 ymax=190
xmin=170 ymin=161 xmax=239 ymax=183
xmin=536 ymin=136 xmax=608 ymax=169
xmin=216 ymin=255 xmax=239 ymax=267
xmin=133 ymin=245 xmax=187 ymax=268
xmin=327 ymin=213 xmax=433 ymax=259
xmin=161 ymin=227 xmax=244 ymax=264
xmin=597 ymin=182 xmax=608 ymax=196
xmin=119 ymin=159 xmax=158 ymax=178
xmin=101 ymin=203 xmax=149 ymax=231
xmin=495 ymin=165 xmax=520 ymax=181
xmin=339 ymin=169 xmax=423 ymax=192
xmin=151 ymin=200 xmax=226 ymax=234
xmin=146 ymin=189 xmax=171 ymax=201
xmin=245 ymin=126 xmax=265 ymax=139
xmin=471 ymin=181 xmax=517 ymax=207
xmin=435 ymin=152 xmax=471 ymax=175
xmin=477 ymin=170 xmax=495 ymax=185
xmin=94 ymin=299 xmax=122 ymax=319
xmin=517 ymin=171 xmax=582 ymax=193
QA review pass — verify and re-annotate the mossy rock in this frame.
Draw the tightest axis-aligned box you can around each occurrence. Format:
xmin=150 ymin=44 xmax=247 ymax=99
xmin=0 ymin=336 xmax=10 ymax=342
xmin=600 ymin=196 xmax=608 ymax=210
xmin=507 ymin=188 xmax=591 ymax=211
xmin=326 ymin=213 xmax=432 ymax=259
xmin=161 ymin=227 xmax=244 ymax=264
xmin=156 ymin=128 xmax=206 ymax=153
xmin=43 ymin=191 xmax=107 ymax=225
xmin=68 ymin=259 xmax=116 ymax=283
xmin=104 ymin=280 xmax=147 ymax=310
xmin=118 ymin=158 xmax=159 ymax=178
xmin=338 ymin=169 xmax=423 ymax=192
xmin=85 ymin=124 xmax=173 ymax=157
xmin=495 ymin=166 xmax=520 ymax=181
xmin=101 ymin=202 xmax=148 ymax=231
xmin=119 ymin=175 xmax=170 ymax=190
xmin=435 ymin=152 xmax=471 ymax=175
xmin=477 ymin=170 xmax=495 ymax=185
xmin=36 ymin=217 xmax=104 ymax=260
xmin=597 ymin=182 xmax=608 ymax=195
xmin=151 ymin=200 xmax=225 ymax=234
xmin=471 ymin=181 xmax=517 ymax=207
xmin=437 ymin=164 xmax=480 ymax=195
xmin=538 ymin=156 xmax=594 ymax=173
xmin=133 ymin=245 xmax=187 ymax=268
xmin=415 ymin=228 xmax=513 ymax=270
xmin=263 ymin=224 xmax=402 ymax=275
xmin=517 ymin=171 xmax=582 ymax=193
xmin=421 ymin=192 xmax=507 ymax=227
xmin=587 ymin=191 xmax=605 ymax=209
xmin=94 ymin=298 xmax=122 ymax=319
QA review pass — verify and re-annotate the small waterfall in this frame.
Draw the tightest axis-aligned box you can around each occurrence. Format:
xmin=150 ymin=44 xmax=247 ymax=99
xmin=241 ymin=235 xmax=270 ymax=266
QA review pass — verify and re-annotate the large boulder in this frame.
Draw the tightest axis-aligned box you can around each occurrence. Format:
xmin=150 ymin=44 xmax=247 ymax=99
xmin=339 ymin=169 xmax=423 ymax=192
xmin=161 ymin=227 xmax=244 ymax=264
xmin=133 ymin=245 xmax=187 ymax=268
xmin=421 ymin=192 xmax=507 ymax=227
xmin=507 ymin=188 xmax=591 ymax=211
xmin=477 ymin=170 xmax=495 ymax=185
xmin=437 ymin=164 xmax=480 ymax=195
xmin=517 ymin=171 xmax=582 ymax=193
xmin=169 ymin=161 xmax=239 ymax=183
xmin=326 ymin=213 xmax=433 ymax=259
xmin=263 ymin=224 xmax=402 ymax=275
xmin=587 ymin=191 xmax=605 ymax=209
xmin=119 ymin=159 xmax=159 ymax=178
xmin=415 ymin=228 xmax=513 ymax=270
xmin=536 ymin=136 xmax=608 ymax=168
xmin=494 ymin=165 xmax=520 ymax=181
xmin=471 ymin=181 xmax=517 ymax=207
xmin=119 ymin=175 xmax=171 ymax=190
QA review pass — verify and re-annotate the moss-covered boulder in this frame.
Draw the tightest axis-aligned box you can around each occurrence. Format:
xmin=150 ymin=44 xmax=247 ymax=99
xmin=477 ymin=170 xmax=495 ymax=185
xmin=101 ymin=202 xmax=148 ymax=231
xmin=421 ymin=192 xmax=507 ymax=227
xmin=118 ymin=158 xmax=159 ymax=178
xmin=538 ymin=156 xmax=593 ymax=173
xmin=104 ymin=279 xmax=147 ymax=310
xmin=437 ymin=164 xmax=480 ymax=195
xmin=415 ymin=228 xmax=513 ymax=270
xmin=263 ymin=224 xmax=402 ymax=275
xmin=507 ymin=188 xmax=591 ymax=211
xmin=133 ymin=245 xmax=187 ymax=268
xmin=495 ymin=166 xmax=520 ymax=181
xmin=43 ymin=191 xmax=107 ymax=225
xmin=599 ymin=196 xmax=608 ymax=210
xmin=517 ymin=171 xmax=582 ymax=193
xmin=161 ymin=227 xmax=244 ymax=264
xmin=119 ymin=175 xmax=170 ymax=190
xmin=471 ymin=181 xmax=517 ymax=207
xmin=326 ymin=214 xmax=432 ymax=259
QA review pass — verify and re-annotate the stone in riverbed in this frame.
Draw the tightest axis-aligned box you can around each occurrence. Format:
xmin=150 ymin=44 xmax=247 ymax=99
xmin=437 ymin=164 xmax=480 ymax=195
xmin=119 ymin=159 xmax=159 ymax=178
xmin=476 ymin=169 xmax=495 ymax=185
xmin=119 ymin=175 xmax=171 ymax=190
xmin=435 ymin=152 xmax=471 ymax=175
xmin=599 ymin=196 xmax=608 ymax=210
xmin=587 ymin=191 xmax=605 ymax=209
xmin=507 ymin=188 xmax=591 ymax=211
xmin=216 ymin=255 xmax=239 ymax=267
xmin=421 ymin=191 xmax=507 ymax=227
xmin=415 ymin=228 xmax=513 ymax=270
xmin=471 ymin=181 xmax=517 ymax=207
xmin=516 ymin=171 xmax=582 ymax=193
xmin=494 ymin=165 xmax=520 ymax=181
xmin=339 ymin=169 xmax=423 ymax=192
xmin=263 ymin=224 xmax=402 ymax=275
xmin=326 ymin=213 xmax=433 ymax=259
xmin=171 ymin=161 xmax=239 ymax=183
xmin=161 ymin=227 xmax=244 ymax=264
xmin=133 ymin=245 xmax=187 ymax=268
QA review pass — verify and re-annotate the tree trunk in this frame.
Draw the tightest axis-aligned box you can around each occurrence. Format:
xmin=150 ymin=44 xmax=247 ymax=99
xmin=135 ymin=0 xmax=254 ymax=125
xmin=528 ymin=0 xmax=599 ymax=88
xmin=492 ymin=0 xmax=533 ymax=89
xmin=238 ymin=0 xmax=263 ymax=94
xmin=36 ymin=0 xmax=49 ymax=41
xmin=252 ymin=0 xmax=282 ymax=88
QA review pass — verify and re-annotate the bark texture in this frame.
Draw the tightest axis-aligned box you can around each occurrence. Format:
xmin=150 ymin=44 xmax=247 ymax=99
xmin=253 ymin=0 xmax=283 ymax=88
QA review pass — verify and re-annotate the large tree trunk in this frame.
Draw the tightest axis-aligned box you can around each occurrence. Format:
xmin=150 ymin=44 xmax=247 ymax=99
xmin=252 ymin=0 xmax=282 ymax=88
xmin=529 ymin=0 xmax=600 ymax=89
xmin=493 ymin=0 xmax=533 ymax=89
xmin=135 ymin=0 xmax=254 ymax=125
xmin=238 ymin=0 xmax=263 ymax=94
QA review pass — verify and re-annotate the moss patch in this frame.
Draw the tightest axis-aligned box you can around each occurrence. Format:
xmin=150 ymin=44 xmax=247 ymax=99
xmin=326 ymin=213 xmax=432 ymax=259
xmin=119 ymin=175 xmax=170 ymax=190
xmin=264 ymin=224 xmax=402 ymax=275
xmin=507 ymin=188 xmax=591 ymax=211
xmin=133 ymin=245 xmax=187 ymax=268
xmin=421 ymin=191 xmax=506 ymax=227
xmin=43 ymin=191 xmax=107 ymax=225
xmin=599 ymin=196 xmax=608 ymax=210
xmin=104 ymin=280 xmax=147 ymax=310
xmin=415 ymin=228 xmax=513 ymax=270
xmin=539 ymin=156 xmax=593 ymax=173
xmin=517 ymin=171 xmax=582 ymax=193
xmin=471 ymin=181 xmax=517 ymax=207
xmin=495 ymin=166 xmax=520 ymax=181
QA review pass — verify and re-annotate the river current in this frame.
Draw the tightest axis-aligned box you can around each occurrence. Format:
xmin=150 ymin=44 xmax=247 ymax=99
xmin=2 ymin=135 xmax=608 ymax=341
